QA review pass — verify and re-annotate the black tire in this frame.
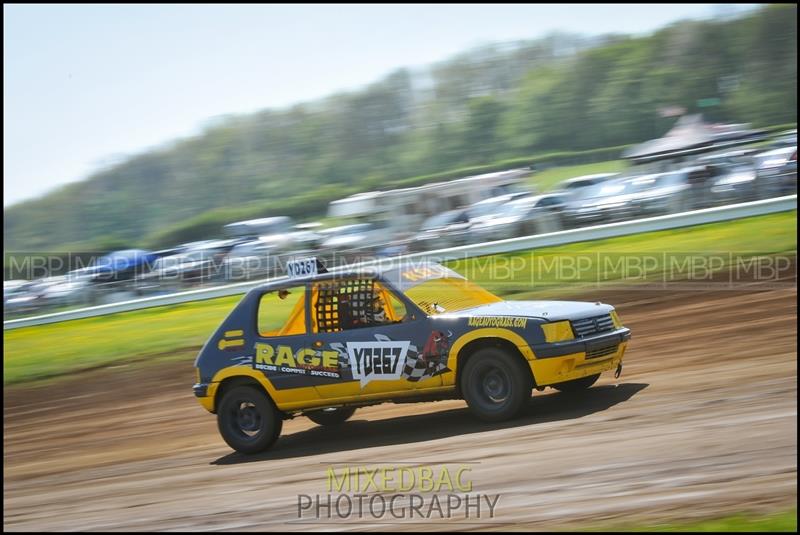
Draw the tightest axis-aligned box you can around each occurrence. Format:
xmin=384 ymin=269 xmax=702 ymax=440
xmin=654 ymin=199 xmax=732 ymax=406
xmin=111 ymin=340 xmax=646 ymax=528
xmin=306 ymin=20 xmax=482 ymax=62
xmin=460 ymin=347 xmax=533 ymax=422
xmin=552 ymin=373 xmax=601 ymax=393
xmin=217 ymin=385 xmax=282 ymax=454
xmin=305 ymin=406 xmax=357 ymax=426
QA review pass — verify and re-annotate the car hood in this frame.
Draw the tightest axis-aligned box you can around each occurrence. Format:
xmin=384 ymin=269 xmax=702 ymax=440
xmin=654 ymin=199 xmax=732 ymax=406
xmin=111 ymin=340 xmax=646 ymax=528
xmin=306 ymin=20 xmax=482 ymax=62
xmin=438 ymin=300 xmax=613 ymax=322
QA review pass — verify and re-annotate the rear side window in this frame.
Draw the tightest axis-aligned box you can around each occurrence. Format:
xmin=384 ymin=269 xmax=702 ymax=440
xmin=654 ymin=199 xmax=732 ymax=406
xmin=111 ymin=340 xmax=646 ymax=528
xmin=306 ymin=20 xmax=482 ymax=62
xmin=310 ymin=279 xmax=408 ymax=333
xmin=258 ymin=286 xmax=307 ymax=337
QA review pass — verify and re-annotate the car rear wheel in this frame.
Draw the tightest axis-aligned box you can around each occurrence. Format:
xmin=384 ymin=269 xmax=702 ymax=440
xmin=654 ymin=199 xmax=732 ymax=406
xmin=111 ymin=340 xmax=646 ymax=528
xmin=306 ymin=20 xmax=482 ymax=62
xmin=305 ymin=406 xmax=357 ymax=426
xmin=460 ymin=348 xmax=532 ymax=422
xmin=217 ymin=385 xmax=282 ymax=454
xmin=552 ymin=373 xmax=601 ymax=393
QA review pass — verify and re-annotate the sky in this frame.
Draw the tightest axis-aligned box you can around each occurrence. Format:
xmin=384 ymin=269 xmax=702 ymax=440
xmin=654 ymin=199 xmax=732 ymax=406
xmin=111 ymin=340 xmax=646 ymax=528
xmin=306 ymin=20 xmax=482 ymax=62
xmin=3 ymin=4 xmax=758 ymax=207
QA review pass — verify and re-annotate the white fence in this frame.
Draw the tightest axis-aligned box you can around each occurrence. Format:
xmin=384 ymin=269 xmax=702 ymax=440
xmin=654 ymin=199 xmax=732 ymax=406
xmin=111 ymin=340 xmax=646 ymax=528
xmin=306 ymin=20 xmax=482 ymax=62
xmin=4 ymin=194 xmax=796 ymax=330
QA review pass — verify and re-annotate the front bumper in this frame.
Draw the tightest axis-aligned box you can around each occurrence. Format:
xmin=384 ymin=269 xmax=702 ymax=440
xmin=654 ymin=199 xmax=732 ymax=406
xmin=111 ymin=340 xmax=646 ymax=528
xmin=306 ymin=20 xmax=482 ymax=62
xmin=529 ymin=328 xmax=631 ymax=386
xmin=193 ymin=382 xmax=216 ymax=412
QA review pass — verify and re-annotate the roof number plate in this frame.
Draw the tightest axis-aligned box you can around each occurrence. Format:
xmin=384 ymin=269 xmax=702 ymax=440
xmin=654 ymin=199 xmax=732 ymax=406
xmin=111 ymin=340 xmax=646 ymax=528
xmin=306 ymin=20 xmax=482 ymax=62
xmin=287 ymin=258 xmax=318 ymax=279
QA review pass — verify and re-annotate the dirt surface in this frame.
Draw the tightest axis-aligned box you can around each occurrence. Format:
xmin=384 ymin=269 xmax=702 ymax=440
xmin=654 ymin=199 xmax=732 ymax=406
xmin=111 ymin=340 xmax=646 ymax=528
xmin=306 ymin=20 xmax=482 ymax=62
xmin=4 ymin=281 xmax=797 ymax=531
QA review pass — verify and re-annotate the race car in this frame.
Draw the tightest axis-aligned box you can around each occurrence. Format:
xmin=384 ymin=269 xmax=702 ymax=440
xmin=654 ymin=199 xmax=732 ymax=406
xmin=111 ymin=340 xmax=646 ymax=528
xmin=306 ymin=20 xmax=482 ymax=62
xmin=193 ymin=259 xmax=630 ymax=454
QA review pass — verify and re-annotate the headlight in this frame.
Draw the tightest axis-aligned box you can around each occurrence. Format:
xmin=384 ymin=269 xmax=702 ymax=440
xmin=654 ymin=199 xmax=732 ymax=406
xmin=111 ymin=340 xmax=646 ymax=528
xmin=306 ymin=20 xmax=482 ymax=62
xmin=610 ymin=310 xmax=623 ymax=329
xmin=542 ymin=320 xmax=574 ymax=343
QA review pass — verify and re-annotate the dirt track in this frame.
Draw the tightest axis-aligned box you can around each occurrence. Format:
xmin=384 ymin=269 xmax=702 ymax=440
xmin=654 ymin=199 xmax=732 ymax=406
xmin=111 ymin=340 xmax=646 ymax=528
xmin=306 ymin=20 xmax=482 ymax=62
xmin=3 ymin=281 xmax=797 ymax=531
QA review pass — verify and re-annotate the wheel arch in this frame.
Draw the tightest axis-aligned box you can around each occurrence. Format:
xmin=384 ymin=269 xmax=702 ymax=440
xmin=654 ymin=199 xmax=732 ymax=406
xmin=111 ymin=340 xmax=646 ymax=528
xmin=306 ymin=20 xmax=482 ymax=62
xmin=454 ymin=336 xmax=535 ymax=397
xmin=213 ymin=375 xmax=273 ymax=414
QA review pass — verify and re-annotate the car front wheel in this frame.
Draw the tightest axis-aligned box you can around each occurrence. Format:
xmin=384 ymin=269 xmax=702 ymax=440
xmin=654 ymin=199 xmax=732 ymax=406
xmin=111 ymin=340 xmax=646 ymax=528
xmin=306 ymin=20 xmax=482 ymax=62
xmin=460 ymin=348 xmax=532 ymax=422
xmin=217 ymin=385 xmax=283 ymax=454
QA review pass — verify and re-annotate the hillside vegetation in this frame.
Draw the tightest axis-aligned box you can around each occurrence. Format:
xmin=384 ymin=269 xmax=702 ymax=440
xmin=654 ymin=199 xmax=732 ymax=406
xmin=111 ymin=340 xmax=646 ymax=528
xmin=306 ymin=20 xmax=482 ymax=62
xmin=4 ymin=4 xmax=796 ymax=251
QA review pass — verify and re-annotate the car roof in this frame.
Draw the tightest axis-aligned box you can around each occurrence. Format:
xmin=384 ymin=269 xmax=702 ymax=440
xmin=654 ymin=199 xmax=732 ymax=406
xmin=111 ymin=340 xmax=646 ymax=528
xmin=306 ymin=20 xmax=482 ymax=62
xmin=250 ymin=261 xmax=460 ymax=294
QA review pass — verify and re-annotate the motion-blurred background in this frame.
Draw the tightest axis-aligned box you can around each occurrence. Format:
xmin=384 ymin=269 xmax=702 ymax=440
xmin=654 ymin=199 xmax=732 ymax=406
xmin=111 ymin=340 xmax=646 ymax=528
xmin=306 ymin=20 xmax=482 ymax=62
xmin=3 ymin=4 xmax=797 ymax=318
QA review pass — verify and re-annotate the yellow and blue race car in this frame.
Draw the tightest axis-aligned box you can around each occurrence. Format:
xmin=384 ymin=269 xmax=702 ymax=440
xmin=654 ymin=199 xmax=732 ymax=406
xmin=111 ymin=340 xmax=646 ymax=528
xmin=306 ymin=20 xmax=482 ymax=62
xmin=193 ymin=260 xmax=630 ymax=454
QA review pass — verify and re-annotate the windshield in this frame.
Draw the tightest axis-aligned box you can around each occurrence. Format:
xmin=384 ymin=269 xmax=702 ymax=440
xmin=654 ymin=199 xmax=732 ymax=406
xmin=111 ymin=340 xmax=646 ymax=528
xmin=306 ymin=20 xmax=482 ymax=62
xmin=403 ymin=277 xmax=502 ymax=315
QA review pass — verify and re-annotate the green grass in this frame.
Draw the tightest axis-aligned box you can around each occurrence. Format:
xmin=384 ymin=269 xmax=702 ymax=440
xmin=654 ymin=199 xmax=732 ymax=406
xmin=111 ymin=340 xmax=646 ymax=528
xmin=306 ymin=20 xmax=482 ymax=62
xmin=596 ymin=509 xmax=797 ymax=532
xmin=527 ymin=159 xmax=627 ymax=192
xmin=3 ymin=210 xmax=796 ymax=386
xmin=452 ymin=210 xmax=797 ymax=297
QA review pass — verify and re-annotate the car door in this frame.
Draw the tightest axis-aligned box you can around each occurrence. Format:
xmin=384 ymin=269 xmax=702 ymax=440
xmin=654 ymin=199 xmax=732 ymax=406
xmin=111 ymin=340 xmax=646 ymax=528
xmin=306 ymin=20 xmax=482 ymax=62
xmin=307 ymin=277 xmax=444 ymax=401
xmin=251 ymin=283 xmax=322 ymax=403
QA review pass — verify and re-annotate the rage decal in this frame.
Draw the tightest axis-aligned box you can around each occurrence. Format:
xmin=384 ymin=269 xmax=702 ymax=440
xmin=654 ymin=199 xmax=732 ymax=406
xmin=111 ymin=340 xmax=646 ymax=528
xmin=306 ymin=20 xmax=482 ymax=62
xmin=253 ymin=342 xmax=341 ymax=379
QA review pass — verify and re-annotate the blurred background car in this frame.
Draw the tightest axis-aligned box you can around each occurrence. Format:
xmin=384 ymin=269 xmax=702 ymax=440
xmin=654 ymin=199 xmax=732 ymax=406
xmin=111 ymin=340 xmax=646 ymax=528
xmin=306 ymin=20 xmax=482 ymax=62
xmin=222 ymin=217 xmax=294 ymax=240
xmin=3 ymin=276 xmax=69 ymax=316
xmin=708 ymin=164 xmax=760 ymax=205
xmin=136 ymin=240 xmax=234 ymax=288
xmin=769 ymin=129 xmax=797 ymax=148
xmin=318 ymin=221 xmax=391 ymax=262
xmin=38 ymin=275 xmax=94 ymax=309
xmin=410 ymin=209 xmax=472 ymax=251
xmin=553 ymin=173 xmax=620 ymax=200
xmin=3 ymin=280 xmax=28 ymax=300
xmin=627 ymin=171 xmax=692 ymax=217
xmin=221 ymin=238 xmax=285 ymax=281
xmin=753 ymin=146 xmax=798 ymax=198
xmin=470 ymin=194 xmax=565 ymax=242
xmin=561 ymin=177 xmax=640 ymax=228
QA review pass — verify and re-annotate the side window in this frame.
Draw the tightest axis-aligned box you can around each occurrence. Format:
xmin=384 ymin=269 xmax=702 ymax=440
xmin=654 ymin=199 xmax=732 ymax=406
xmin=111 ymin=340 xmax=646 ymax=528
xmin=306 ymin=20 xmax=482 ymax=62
xmin=311 ymin=279 xmax=408 ymax=333
xmin=257 ymin=286 xmax=307 ymax=337
xmin=384 ymin=288 xmax=408 ymax=321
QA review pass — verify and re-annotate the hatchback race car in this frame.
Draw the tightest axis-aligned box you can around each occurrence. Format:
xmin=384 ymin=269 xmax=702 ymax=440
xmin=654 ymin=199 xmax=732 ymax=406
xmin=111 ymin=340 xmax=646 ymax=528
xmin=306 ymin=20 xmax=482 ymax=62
xmin=193 ymin=259 xmax=630 ymax=454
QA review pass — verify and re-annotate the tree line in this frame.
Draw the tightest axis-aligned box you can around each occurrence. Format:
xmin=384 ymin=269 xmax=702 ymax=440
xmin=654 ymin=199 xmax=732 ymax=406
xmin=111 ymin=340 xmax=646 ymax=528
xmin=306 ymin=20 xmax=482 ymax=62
xmin=4 ymin=4 xmax=796 ymax=252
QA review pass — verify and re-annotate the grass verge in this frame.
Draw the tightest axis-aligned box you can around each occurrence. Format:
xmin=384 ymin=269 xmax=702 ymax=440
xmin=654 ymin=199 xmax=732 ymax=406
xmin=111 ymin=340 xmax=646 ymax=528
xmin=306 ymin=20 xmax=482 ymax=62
xmin=593 ymin=508 xmax=797 ymax=532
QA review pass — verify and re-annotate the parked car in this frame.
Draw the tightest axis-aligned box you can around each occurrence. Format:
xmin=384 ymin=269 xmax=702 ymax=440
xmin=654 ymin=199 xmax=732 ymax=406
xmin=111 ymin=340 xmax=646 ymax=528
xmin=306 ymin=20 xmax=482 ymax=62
xmin=627 ymin=171 xmax=692 ymax=217
xmin=465 ymin=191 xmax=532 ymax=224
xmin=221 ymin=237 xmax=285 ymax=281
xmin=554 ymin=173 xmax=620 ymax=200
xmin=470 ymin=194 xmax=565 ymax=242
xmin=137 ymin=240 xmax=234 ymax=286
xmin=223 ymin=217 xmax=295 ymax=239
xmin=3 ymin=280 xmax=28 ymax=300
xmin=769 ymin=129 xmax=797 ymax=149
xmin=3 ymin=276 xmax=70 ymax=315
xmin=38 ymin=275 xmax=94 ymax=309
xmin=289 ymin=222 xmax=325 ymax=252
xmin=561 ymin=177 xmax=640 ymax=227
xmin=66 ymin=249 xmax=160 ymax=283
xmin=319 ymin=222 xmax=392 ymax=260
xmin=410 ymin=209 xmax=472 ymax=252
xmin=753 ymin=146 xmax=797 ymax=198
xmin=708 ymin=163 xmax=760 ymax=205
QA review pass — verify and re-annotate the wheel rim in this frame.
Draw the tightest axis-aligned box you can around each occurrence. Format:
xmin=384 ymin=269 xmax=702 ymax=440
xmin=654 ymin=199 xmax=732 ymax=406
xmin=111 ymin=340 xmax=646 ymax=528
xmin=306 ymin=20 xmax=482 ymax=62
xmin=227 ymin=398 xmax=263 ymax=440
xmin=482 ymin=369 xmax=510 ymax=402
xmin=471 ymin=361 xmax=512 ymax=409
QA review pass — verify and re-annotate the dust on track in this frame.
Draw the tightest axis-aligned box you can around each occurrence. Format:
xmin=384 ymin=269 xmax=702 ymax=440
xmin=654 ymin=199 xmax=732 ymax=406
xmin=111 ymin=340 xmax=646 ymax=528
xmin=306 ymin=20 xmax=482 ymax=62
xmin=3 ymin=280 xmax=797 ymax=531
